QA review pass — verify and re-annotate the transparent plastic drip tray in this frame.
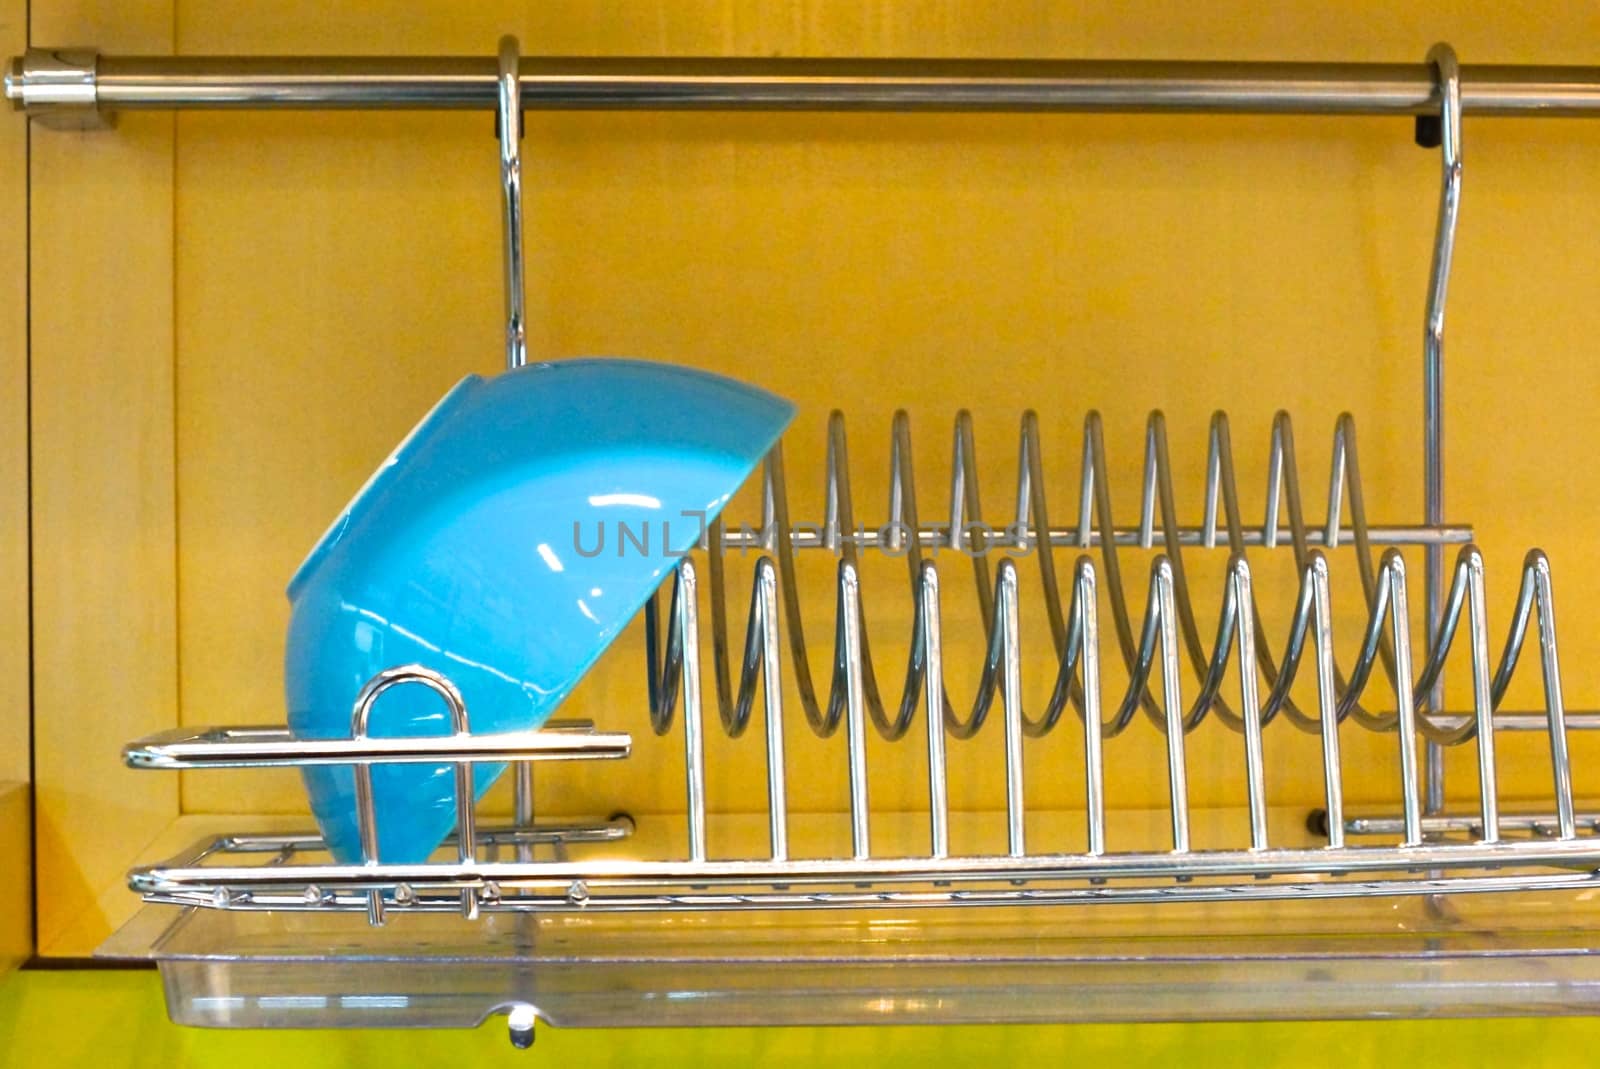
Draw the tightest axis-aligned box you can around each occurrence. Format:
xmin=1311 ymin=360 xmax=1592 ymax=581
xmin=102 ymin=884 xmax=1600 ymax=1029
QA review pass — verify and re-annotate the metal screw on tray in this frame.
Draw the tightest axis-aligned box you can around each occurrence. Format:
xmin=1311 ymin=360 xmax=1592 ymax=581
xmin=506 ymin=1003 xmax=538 ymax=1049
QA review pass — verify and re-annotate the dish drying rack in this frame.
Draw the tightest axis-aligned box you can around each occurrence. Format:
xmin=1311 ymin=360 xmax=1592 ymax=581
xmin=125 ymin=408 xmax=1588 ymax=915
xmin=19 ymin=37 xmax=1600 ymax=1040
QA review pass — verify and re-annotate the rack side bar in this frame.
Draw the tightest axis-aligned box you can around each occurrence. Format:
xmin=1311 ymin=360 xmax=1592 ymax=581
xmin=10 ymin=54 xmax=1600 ymax=115
xmin=123 ymin=723 xmax=632 ymax=769
xmin=129 ymin=836 xmax=1600 ymax=893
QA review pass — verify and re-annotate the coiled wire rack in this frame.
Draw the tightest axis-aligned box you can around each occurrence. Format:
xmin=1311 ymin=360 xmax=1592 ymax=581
xmin=120 ymin=405 xmax=1597 ymax=925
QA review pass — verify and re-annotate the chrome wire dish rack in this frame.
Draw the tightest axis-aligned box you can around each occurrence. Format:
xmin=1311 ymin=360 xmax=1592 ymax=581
xmin=21 ymin=35 xmax=1600 ymax=1037
xmin=122 ymin=405 xmax=1596 ymax=923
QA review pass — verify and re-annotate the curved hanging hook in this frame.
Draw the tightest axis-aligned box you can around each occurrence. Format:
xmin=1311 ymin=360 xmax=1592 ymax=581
xmin=1420 ymin=40 xmax=1463 ymax=807
xmin=498 ymin=36 xmax=530 ymax=838
xmin=497 ymin=34 xmax=528 ymax=370
xmin=1421 ymin=41 xmax=1462 ymax=542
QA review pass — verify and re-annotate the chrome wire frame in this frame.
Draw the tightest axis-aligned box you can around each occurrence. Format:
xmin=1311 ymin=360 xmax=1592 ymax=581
xmin=1422 ymin=41 xmax=1464 ymax=815
xmin=97 ymin=37 xmax=1596 ymax=925
xmin=122 ymin=409 xmax=1595 ymax=925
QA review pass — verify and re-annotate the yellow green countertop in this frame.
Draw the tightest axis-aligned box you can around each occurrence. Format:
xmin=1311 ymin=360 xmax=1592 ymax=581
xmin=1 ymin=968 xmax=1596 ymax=1067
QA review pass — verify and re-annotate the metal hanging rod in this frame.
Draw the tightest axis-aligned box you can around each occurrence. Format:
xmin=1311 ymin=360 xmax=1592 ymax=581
xmin=9 ymin=48 xmax=1600 ymax=116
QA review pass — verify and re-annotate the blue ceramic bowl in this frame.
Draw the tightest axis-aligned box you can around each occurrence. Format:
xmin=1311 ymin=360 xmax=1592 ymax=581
xmin=285 ymin=359 xmax=795 ymax=864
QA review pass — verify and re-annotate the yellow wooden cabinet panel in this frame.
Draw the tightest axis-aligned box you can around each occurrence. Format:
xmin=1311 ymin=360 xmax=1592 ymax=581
xmin=0 ymin=0 xmax=28 ymax=974
xmin=0 ymin=0 xmax=23 ymax=788
xmin=0 ymin=783 xmax=27 ymax=973
xmin=23 ymin=0 xmax=1600 ymax=958
xmin=28 ymin=0 xmax=177 ymax=956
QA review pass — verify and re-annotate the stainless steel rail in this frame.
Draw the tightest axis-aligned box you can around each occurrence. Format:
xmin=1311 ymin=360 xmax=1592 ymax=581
xmin=9 ymin=50 xmax=1600 ymax=115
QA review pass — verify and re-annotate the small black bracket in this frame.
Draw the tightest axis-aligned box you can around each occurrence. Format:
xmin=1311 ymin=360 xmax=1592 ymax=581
xmin=1414 ymin=113 xmax=1443 ymax=149
xmin=1305 ymin=808 xmax=1331 ymax=837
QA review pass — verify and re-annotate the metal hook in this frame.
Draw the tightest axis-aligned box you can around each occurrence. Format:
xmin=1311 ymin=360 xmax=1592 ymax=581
xmin=1420 ymin=41 xmax=1462 ymax=814
xmin=497 ymin=34 xmax=528 ymax=371
xmin=498 ymin=34 xmax=535 ymax=855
